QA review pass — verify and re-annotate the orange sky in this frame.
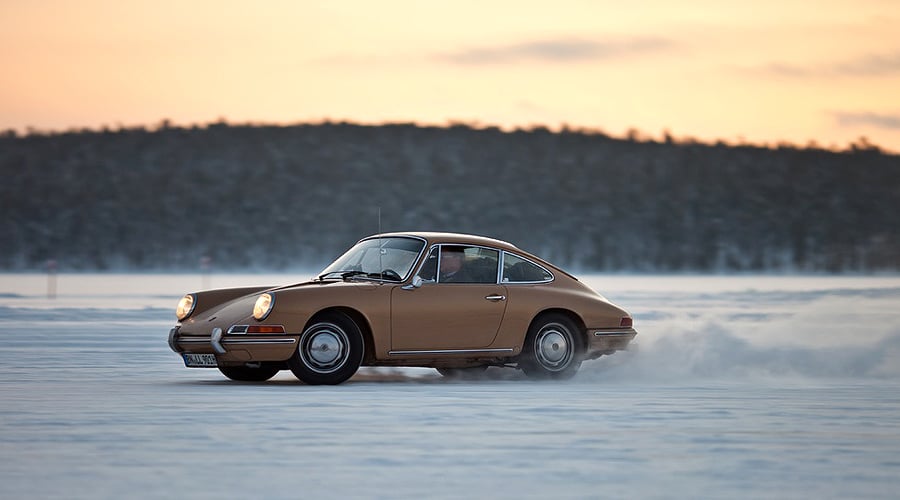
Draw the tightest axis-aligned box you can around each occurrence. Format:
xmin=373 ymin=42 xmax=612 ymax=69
xmin=2 ymin=0 xmax=899 ymax=150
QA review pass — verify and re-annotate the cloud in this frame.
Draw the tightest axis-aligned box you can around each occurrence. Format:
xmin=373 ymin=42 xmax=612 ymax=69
xmin=832 ymin=111 xmax=900 ymax=130
xmin=761 ymin=62 xmax=814 ymax=78
xmin=761 ymin=51 xmax=900 ymax=78
xmin=834 ymin=52 xmax=900 ymax=76
xmin=438 ymin=37 xmax=673 ymax=65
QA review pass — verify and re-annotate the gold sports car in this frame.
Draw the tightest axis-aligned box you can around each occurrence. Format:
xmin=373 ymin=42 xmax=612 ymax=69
xmin=168 ymin=232 xmax=637 ymax=384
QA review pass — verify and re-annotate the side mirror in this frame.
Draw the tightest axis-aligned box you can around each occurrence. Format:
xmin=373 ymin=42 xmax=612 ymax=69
xmin=402 ymin=275 xmax=430 ymax=290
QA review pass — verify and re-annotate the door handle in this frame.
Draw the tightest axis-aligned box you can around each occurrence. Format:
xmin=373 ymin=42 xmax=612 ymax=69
xmin=485 ymin=294 xmax=506 ymax=302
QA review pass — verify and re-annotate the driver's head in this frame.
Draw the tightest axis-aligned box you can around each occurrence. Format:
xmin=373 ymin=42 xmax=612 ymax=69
xmin=440 ymin=247 xmax=464 ymax=274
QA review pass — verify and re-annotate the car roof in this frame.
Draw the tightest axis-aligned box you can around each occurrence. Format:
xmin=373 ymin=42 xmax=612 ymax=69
xmin=363 ymin=232 xmax=520 ymax=252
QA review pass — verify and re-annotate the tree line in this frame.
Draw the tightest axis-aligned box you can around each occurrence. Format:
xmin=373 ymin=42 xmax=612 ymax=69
xmin=2 ymin=121 xmax=898 ymax=272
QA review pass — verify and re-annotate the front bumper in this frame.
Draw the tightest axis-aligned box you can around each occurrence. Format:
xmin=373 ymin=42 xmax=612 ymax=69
xmin=585 ymin=328 xmax=637 ymax=359
xmin=168 ymin=326 xmax=299 ymax=364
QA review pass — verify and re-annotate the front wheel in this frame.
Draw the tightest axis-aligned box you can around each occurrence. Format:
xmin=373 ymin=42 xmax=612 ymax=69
xmin=218 ymin=363 xmax=280 ymax=382
xmin=288 ymin=312 xmax=364 ymax=385
xmin=519 ymin=314 xmax=583 ymax=380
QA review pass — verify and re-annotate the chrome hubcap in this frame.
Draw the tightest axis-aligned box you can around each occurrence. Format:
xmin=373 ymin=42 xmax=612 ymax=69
xmin=534 ymin=324 xmax=573 ymax=371
xmin=300 ymin=323 xmax=349 ymax=373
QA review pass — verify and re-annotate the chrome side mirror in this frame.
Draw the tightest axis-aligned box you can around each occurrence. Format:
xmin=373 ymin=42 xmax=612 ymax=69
xmin=402 ymin=275 xmax=432 ymax=290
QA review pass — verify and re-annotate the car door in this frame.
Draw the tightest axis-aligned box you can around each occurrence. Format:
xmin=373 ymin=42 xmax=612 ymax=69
xmin=390 ymin=245 xmax=508 ymax=351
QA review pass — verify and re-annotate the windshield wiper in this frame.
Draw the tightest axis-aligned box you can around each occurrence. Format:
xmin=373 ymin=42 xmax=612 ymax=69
xmin=317 ymin=270 xmax=368 ymax=281
xmin=317 ymin=270 xmax=402 ymax=282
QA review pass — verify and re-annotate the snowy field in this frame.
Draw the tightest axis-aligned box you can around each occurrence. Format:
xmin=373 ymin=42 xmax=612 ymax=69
xmin=2 ymin=273 xmax=900 ymax=499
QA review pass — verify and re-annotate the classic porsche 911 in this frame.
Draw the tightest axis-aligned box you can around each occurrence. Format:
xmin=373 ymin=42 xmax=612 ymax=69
xmin=168 ymin=232 xmax=637 ymax=384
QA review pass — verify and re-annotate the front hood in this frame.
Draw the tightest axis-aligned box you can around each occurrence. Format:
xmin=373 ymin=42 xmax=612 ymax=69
xmin=178 ymin=279 xmax=374 ymax=333
xmin=188 ymin=292 xmax=262 ymax=326
xmin=180 ymin=293 xmax=259 ymax=333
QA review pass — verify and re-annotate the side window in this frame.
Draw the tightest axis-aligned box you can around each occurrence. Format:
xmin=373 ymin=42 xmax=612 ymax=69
xmin=502 ymin=253 xmax=553 ymax=283
xmin=438 ymin=246 xmax=499 ymax=284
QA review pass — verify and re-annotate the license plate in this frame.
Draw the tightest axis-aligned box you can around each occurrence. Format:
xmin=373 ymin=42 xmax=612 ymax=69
xmin=183 ymin=353 xmax=217 ymax=367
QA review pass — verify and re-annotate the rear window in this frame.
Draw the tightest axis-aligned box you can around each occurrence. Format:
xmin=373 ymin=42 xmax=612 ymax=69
xmin=502 ymin=253 xmax=553 ymax=283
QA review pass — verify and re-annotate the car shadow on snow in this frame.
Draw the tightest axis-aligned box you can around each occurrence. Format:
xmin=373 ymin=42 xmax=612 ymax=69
xmin=167 ymin=366 xmax=535 ymax=386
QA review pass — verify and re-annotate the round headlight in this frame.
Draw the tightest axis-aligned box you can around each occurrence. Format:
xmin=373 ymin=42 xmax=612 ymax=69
xmin=253 ymin=293 xmax=274 ymax=320
xmin=176 ymin=293 xmax=196 ymax=321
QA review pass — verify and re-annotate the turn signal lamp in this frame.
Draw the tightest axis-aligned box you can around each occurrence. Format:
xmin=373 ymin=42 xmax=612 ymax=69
xmin=247 ymin=325 xmax=285 ymax=334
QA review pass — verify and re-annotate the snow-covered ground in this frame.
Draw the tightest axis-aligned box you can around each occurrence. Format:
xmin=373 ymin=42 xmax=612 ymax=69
xmin=1 ymin=273 xmax=899 ymax=499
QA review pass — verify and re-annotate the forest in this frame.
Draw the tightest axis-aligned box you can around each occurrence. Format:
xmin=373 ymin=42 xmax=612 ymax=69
xmin=1 ymin=121 xmax=898 ymax=272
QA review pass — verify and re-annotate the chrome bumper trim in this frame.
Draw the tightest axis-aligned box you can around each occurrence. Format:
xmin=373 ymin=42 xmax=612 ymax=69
xmin=174 ymin=334 xmax=297 ymax=352
xmin=168 ymin=327 xmax=181 ymax=353
xmin=591 ymin=328 xmax=638 ymax=337
xmin=211 ymin=327 xmax=226 ymax=354
xmin=223 ymin=338 xmax=297 ymax=345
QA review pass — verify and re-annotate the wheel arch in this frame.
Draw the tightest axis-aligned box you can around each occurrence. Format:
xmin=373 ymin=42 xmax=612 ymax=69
xmin=529 ymin=308 xmax=588 ymax=352
xmin=306 ymin=306 xmax=376 ymax=364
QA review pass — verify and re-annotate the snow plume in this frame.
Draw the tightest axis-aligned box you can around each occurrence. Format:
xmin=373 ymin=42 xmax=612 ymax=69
xmin=581 ymin=291 xmax=900 ymax=382
xmin=583 ymin=324 xmax=900 ymax=382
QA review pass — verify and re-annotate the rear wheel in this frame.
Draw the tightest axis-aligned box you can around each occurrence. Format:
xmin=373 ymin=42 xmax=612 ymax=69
xmin=218 ymin=363 xmax=280 ymax=382
xmin=288 ymin=312 xmax=364 ymax=385
xmin=519 ymin=314 xmax=583 ymax=380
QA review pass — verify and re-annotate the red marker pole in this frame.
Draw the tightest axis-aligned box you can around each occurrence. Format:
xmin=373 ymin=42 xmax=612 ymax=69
xmin=46 ymin=259 xmax=58 ymax=299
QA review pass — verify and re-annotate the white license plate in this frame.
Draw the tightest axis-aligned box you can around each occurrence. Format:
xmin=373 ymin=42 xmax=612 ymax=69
xmin=183 ymin=353 xmax=217 ymax=367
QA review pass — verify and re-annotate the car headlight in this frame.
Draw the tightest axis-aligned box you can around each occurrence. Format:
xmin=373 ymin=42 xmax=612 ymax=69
xmin=176 ymin=293 xmax=196 ymax=321
xmin=253 ymin=293 xmax=275 ymax=320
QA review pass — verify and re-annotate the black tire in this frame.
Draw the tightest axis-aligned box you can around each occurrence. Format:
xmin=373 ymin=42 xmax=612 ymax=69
xmin=519 ymin=314 xmax=583 ymax=380
xmin=218 ymin=363 xmax=280 ymax=382
xmin=288 ymin=312 xmax=364 ymax=385
xmin=436 ymin=366 xmax=488 ymax=379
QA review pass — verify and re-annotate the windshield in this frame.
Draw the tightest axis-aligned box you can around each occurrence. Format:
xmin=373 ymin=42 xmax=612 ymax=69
xmin=319 ymin=237 xmax=426 ymax=281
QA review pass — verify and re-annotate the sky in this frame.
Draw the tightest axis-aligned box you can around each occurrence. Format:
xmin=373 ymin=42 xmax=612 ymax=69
xmin=1 ymin=0 xmax=899 ymax=150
